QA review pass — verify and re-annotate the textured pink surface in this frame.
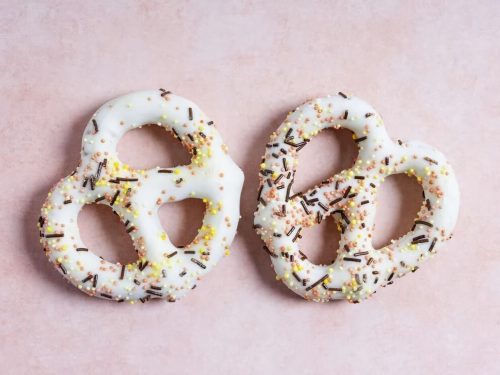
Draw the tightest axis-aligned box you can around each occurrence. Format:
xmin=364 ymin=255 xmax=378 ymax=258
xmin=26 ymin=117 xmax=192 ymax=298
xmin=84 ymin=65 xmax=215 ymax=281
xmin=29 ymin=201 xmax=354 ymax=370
xmin=1 ymin=1 xmax=499 ymax=374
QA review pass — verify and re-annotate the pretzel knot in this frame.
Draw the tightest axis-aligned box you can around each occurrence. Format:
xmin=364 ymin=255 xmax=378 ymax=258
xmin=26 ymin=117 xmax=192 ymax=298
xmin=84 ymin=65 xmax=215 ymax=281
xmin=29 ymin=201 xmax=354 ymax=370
xmin=254 ymin=93 xmax=459 ymax=303
xmin=39 ymin=90 xmax=244 ymax=303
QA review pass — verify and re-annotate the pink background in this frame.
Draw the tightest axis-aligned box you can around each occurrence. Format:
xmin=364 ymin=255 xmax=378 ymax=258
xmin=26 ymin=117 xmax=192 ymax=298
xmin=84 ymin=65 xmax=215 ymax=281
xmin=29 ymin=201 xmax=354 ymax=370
xmin=1 ymin=1 xmax=499 ymax=374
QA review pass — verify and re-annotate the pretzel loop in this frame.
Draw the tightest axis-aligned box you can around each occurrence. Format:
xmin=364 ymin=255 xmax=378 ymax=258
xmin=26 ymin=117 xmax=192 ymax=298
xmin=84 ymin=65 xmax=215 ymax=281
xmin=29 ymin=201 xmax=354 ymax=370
xmin=39 ymin=90 xmax=244 ymax=303
xmin=254 ymin=93 xmax=459 ymax=302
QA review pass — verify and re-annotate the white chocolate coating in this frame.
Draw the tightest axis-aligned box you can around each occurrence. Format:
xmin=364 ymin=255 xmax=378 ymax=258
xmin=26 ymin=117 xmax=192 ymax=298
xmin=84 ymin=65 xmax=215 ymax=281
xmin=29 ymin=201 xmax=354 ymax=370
xmin=39 ymin=89 xmax=244 ymax=303
xmin=254 ymin=93 xmax=459 ymax=302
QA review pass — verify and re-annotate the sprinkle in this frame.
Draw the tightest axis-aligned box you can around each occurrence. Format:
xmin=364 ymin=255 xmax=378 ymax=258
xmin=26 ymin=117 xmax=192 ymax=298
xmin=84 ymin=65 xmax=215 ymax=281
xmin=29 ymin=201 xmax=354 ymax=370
xmin=285 ymin=128 xmax=293 ymax=139
xmin=76 ymin=248 xmax=88 ymax=252
xmin=207 ymin=121 xmax=214 ymax=126
xmin=257 ymin=185 xmax=263 ymax=201
xmin=384 ymin=157 xmax=389 ymax=166
xmin=429 ymin=237 xmax=437 ymax=252
xmin=426 ymin=199 xmax=432 ymax=211
xmin=63 ymin=199 xmax=72 ymax=205
xmin=259 ymin=197 xmax=267 ymax=207
xmin=305 ymin=274 xmax=329 ymax=291
xmin=191 ymin=258 xmax=206 ymax=269
xmin=120 ymin=265 xmax=125 ymax=280
xmin=387 ymin=272 xmax=395 ymax=281
xmin=159 ymin=88 xmax=171 ymax=96
xmin=292 ymin=227 xmax=302 ymax=242
xmin=354 ymin=136 xmax=367 ymax=143
xmin=415 ymin=220 xmax=433 ymax=228
xmin=343 ymin=186 xmax=352 ymax=198
xmin=292 ymin=272 xmax=302 ymax=282
xmin=263 ymin=245 xmax=277 ymax=258
xmin=343 ymin=110 xmax=348 ymax=120
xmin=354 ymin=251 xmax=369 ymax=256
xmin=412 ymin=235 xmax=425 ymax=242
xmin=46 ymin=233 xmax=64 ymax=238
xmin=167 ymin=251 xmax=178 ymax=258
xmin=158 ymin=169 xmax=173 ymax=173
xmin=184 ymin=250 xmax=195 ymax=254
xmin=282 ymin=158 xmax=288 ymax=171
xmin=38 ymin=216 xmax=45 ymax=227
xmin=329 ymin=197 xmax=342 ymax=206
xmin=58 ymin=263 xmax=67 ymax=274
xmin=398 ymin=139 xmax=403 ymax=146
xmin=110 ymin=190 xmax=120 ymax=206
xmin=354 ymin=176 xmax=365 ymax=180
xmin=343 ymin=257 xmax=361 ymax=263
xmin=338 ymin=92 xmax=348 ymax=98
xmin=285 ymin=183 xmax=293 ymax=202
xmin=138 ymin=261 xmax=149 ymax=271
xmin=274 ymin=174 xmax=284 ymax=184
xmin=82 ymin=275 xmax=93 ymax=283
xmin=188 ymin=107 xmax=193 ymax=120
xmin=95 ymin=196 xmax=105 ymax=203
xmin=424 ymin=157 xmax=438 ymax=165
xmin=300 ymin=200 xmax=310 ymax=215
xmin=318 ymin=202 xmax=328 ymax=211
xmin=146 ymin=290 xmax=163 ymax=297
xmin=96 ymin=162 xmax=103 ymax=179
xmin=116 ymin=177 xmax=139 ymax=182
xmin=286 ymin=226 xmax=295 ymax=236
xmin=82 ymin=177 xmax=89 ymax=187
xmin=365 ymin=113 xmax=374 ymax=118
xmin=360 ymin=200 xmax=369 ymax=205
xmin=367 ymin=257 xmax=374 ymax=265
xmin=92 ymin=119 xmax=98 ymax=132
xmin=100 ymin=293 xmax=112 ymax=299
xmin=92 ymin=274 xmax=98 ymax=288
xmin=344 ymin=244 xmax=350 ymax=252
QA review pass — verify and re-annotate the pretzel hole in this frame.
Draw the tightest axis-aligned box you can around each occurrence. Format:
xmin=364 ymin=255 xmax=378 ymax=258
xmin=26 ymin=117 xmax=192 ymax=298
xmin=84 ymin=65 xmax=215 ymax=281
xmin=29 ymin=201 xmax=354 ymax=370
xmin=158 ymin=199 xmax=205 ymax=247
xmin=372 ymin=174 xmax=423 ymax=249
xmin=293 ymin=128 xmax=358 ymax=193
xmin=78 ymin=203 xmax=138 ymax=264
xmin=299 ymin=216 xmax=341 ymax=265
xmin=117 ymin=124 xmax=191 ymax=170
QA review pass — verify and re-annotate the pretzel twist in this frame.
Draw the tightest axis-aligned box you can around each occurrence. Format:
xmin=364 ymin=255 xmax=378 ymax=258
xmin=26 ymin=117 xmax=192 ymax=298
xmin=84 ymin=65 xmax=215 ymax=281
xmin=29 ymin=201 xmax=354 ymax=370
xmin=254 ymin=93 xmax=459 ymax=302
xmin=39 ymin=90 xmax=244 ymax=303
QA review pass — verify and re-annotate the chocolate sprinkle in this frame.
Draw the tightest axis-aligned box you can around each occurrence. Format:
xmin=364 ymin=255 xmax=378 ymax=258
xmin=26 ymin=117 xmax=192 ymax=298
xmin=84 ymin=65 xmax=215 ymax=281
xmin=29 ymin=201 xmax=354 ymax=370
xmin=305 ymin=274 xmax=329 ymax=291
xmin=191 ymin=258 xmax=206 ymax=269
xmin=76 ymin=247 xmax=88 ymax=252
xmin=110 ymin=190 xmax=120 ymax=205
xmin=354 ymin=136 xmax=367 ymax=143
xmin=92 ymin=119 xmax=98 ymax=132
xmin=429 ymin=237 xmax=437 ymax=252
xmin=343 ymin=257 xmax=361 ymax=263
xmin=146 ymin=290 xmax=163 ymax=297
xmin=415 ymin=220 xmax=433 ymax=228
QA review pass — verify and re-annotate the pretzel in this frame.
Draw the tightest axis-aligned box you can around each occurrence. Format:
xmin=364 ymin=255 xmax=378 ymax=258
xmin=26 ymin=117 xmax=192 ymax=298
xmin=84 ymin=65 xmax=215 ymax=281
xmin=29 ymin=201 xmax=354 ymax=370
xmin=39 ymin=89 xmax=244 ymax=303
xmin=254 ymin=93 xmax=459 ymax=302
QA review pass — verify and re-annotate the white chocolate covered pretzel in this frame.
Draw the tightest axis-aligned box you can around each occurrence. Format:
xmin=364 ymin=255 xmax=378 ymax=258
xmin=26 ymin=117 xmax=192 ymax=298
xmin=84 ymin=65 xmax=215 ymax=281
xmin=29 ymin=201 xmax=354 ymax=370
xmin=254 ymin=93 xmax=459 ymax=302
xmin=39 ymin=89 xmax=244 ymax=303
